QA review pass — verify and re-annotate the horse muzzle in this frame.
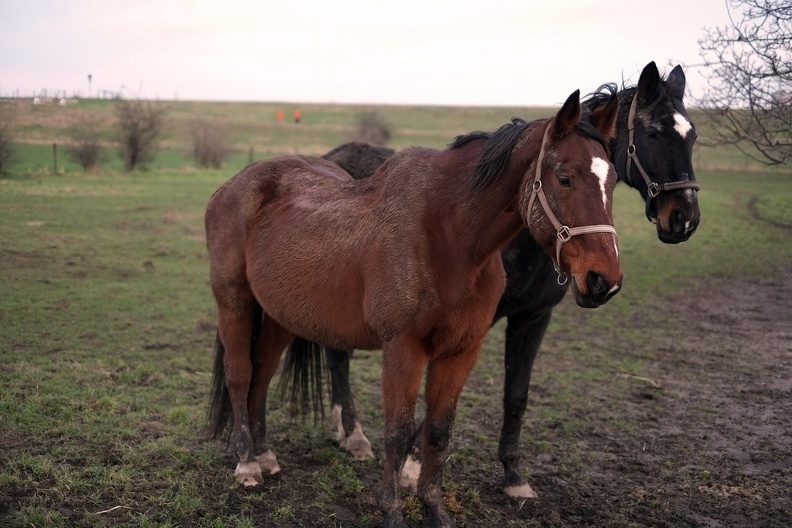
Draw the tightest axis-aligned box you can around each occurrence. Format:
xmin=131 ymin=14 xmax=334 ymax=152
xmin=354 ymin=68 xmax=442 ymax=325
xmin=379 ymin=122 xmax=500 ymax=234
xmin=653 ymin=189 xmax=700 ymax=244
xmin=572 ymin=271 xmax=623 ymax=308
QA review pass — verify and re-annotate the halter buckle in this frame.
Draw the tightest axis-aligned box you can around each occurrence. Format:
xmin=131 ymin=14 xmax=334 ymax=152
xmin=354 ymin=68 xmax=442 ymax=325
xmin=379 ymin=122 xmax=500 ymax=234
xmin=557 ymin=225 xmax=571 ymax=243
xmin=627 ymin=144 xmax=636 ymax=156
xmin=532 ymin=180 xmax=542 ymax=191
xmin=647 ymin=181 xmax=660 ymax=198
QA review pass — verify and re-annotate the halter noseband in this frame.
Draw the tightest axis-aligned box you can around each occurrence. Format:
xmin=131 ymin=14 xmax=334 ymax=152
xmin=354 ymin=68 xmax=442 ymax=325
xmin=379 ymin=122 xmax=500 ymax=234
xmin=527 ymin=124 xmax=618 ymax=286
xmin=626 ymin=92 xmax=700 ymax=222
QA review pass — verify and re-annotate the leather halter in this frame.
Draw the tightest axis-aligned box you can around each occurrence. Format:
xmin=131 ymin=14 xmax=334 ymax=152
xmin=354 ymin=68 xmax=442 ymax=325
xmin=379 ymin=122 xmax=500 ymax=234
xmin=527 ymin=124 xmax=618 ymax=285
xmin=626 ymin=92 xmax=700 ymax=222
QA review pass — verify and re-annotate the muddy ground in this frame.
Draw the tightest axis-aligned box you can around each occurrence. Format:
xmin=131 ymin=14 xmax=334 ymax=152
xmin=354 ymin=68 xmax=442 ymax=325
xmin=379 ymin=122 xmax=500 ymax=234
xmin=200 ymin=270 xmax=791 ymax=528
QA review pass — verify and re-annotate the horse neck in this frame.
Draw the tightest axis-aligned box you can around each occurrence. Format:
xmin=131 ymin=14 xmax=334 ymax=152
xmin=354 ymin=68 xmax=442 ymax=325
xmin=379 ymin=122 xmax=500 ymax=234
xmin=444 ymin=130 xmax=543 ymax=264
xmin=462 ymin=185 xmax=525 ymax=261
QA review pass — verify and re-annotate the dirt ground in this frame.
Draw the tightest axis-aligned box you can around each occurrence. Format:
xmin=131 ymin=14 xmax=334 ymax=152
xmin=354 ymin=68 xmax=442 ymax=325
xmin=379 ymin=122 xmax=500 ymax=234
xmin=202 ymin=270 xmax=791 ymax=528
xmin=507 ymin=272 xmax=792 ymax=528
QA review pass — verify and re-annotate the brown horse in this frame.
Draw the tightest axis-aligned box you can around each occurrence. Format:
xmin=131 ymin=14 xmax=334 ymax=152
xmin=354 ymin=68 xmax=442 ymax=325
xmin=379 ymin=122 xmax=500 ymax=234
xmin=205 ymin=90 xmax=621 ymax=527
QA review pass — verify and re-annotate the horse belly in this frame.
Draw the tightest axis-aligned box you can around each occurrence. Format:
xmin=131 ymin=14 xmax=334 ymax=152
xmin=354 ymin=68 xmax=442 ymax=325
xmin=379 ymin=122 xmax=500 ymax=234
xmin=246 ymin=234 xmax=381 ymax=350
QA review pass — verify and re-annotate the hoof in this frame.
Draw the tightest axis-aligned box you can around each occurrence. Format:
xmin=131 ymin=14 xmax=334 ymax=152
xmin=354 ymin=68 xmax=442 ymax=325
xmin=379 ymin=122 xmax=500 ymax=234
xmin=234 ymin=461 xmax=263 ymax=487
xmin=381 ymin=510 xmax=408 ymax=528
xmin=346 ymin=422 xmax=374 ymax=460
xmin=333 ymin=405 xmax=374 ymax=460
xmin=256 ymin=449 xmax=281 ymax=475
xmin=503 ymin=482 xmax=538 ymax=499
xmin=424 ymin=504 xmax=455 ymax=528
xmin=398 ymin=455 xmax=421 ymax=493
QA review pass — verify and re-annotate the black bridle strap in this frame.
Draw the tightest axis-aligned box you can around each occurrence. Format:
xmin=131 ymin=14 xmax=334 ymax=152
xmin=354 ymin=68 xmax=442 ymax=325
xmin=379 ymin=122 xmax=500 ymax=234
xmin=626 ymin=92 xmax=700 ymax=218
xmin=527 ymin=124 xmax=618 ymax=285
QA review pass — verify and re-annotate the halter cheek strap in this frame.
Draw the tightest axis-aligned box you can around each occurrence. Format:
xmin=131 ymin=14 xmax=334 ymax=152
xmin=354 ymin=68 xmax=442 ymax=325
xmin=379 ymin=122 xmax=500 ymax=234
xmin=527 ymin=125 xmax=618 ymax=285
xmin=626 ymin=92 xmax=701 ymax=222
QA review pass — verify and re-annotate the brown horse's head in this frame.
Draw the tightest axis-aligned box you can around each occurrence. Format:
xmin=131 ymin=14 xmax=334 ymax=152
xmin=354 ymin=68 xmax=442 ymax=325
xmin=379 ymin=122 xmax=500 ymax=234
xmin=622 ymin=62 xmax=701 ymax=244
xmin=520 ymin=90 xmax=623 ymax=308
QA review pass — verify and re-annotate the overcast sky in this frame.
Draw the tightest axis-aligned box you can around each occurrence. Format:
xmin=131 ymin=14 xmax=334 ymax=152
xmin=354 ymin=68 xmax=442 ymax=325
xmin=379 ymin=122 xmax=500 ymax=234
xmin=1 ymin=0 xmax=733 ymax=107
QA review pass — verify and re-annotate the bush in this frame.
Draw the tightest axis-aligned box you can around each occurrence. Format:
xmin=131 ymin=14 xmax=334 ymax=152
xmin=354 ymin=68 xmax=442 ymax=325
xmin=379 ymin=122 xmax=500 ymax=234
xmin=66 ymin=122 xmax=105 ymax=173
xmin=351 ymin=111 xmax=392 ymax=145
xmin=190 ymin=120 xmax=231 ymax=168
xmin=0 ymin=103 xmax=17 ymax=174
xmin=114 ymin=96 xmax=167 ymax=171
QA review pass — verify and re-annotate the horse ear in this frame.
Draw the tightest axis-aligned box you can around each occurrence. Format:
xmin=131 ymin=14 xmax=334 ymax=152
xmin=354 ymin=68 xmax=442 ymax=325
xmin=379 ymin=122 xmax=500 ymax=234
xmin=588 ymin=92 xmax=618 ymax=140
xmin=553 ymin=90 xmax=581 ymax=139
xmin=666 ymin=65 xmax=686 ymax=100
xmin=637 ymin=61 xmax=661 ymax=107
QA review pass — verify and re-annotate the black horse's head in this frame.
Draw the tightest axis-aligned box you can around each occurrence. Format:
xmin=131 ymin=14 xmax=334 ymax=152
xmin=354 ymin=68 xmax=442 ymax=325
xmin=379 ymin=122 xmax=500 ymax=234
xmin=591 ymin=62 xmax=701 ymax=244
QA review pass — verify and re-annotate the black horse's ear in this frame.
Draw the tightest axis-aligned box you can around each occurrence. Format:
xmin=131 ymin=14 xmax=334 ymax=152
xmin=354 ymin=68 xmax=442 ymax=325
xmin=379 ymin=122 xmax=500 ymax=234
xmin=667 ymin=65 xmax=686 ymax=100
xmin=553 ymin=90 xmax=581 ymax=139
xmin=589 ymin=92 xmax=618 ymax=140
xmin=637 ymin=61 xmax=661 ymax=107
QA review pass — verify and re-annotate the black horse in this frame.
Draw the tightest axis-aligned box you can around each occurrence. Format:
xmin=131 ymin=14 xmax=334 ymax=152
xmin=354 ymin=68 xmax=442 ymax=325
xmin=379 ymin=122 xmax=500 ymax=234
xmin=279 ymin=61 xmax=700 ymax=498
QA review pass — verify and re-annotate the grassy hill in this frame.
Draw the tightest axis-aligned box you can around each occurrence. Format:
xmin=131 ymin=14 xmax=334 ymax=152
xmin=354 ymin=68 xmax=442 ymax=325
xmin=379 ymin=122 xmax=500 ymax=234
xmin=4 ymin=96 xmax=790 ymax=176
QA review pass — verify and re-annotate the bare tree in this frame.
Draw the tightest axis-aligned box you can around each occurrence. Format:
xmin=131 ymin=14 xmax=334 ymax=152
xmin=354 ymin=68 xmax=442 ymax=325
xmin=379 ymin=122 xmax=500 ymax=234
xmin=697 ymin=0 xmax=792 ymax=165
xmin=0 ymin=103 xmax=17 ymax=174
xmin=190 ymin=119 xmax=231 ymax=168
xmin=114 ymin=95 xmax=167 ymax=171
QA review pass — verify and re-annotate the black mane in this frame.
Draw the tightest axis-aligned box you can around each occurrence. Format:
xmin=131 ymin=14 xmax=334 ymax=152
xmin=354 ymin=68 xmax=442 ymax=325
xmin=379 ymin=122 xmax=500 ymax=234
xmin=452 ymin=109 xmax=610 ymax=190
xmin=450 ymin=118 xmax=534 ymax=189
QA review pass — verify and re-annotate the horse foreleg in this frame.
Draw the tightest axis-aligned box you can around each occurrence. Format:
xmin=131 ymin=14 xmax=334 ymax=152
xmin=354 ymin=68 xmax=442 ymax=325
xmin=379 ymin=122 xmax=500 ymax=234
xmin=376 ymin=339 xmax=426 ymax=528
xmin=216 ymin=308 xmax=260 ymax=487
xmin=419 ymin=346 xmax=481 ymax=528
xmin=248 ymin=316 xmax=293 ymax=477
xmin=498 ymin=310 xmax=551 ymax=499
xmin=326 ymin=347 xmax=374 ymax=460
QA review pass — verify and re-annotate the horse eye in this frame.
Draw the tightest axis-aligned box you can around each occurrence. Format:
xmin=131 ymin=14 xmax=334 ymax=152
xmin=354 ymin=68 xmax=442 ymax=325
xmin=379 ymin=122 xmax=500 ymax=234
xmin=646 ymin=129 xmax=660 ymax=140
xmin=557 ymin=175 xmax=572 ymax=188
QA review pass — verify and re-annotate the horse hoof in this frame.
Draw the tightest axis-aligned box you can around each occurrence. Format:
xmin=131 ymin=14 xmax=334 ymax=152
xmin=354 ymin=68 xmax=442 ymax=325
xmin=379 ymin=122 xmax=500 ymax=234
xmin=424 ymin=504 xmax=455 ymax=528
xmin=381 ymin=510 xmax=408 ymax=528
xmin=256 ymin=449 xmax=281 ymax=475
xmin=234 ymin=461 xmax=263 ymax=487
xmin=347 ymin=423 xmax=374 ymax=460
xmin=503 ymin=482 xmax=538 ymax=499
xmin=398 ymin=455 xmax=421 ymax=493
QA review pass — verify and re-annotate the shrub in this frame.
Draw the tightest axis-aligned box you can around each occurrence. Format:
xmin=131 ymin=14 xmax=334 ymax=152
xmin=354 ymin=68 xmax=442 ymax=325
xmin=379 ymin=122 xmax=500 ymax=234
xmin=190 ymin=120 xmax=231 ymax=168
xmin=66 ymin=122 xmax=105 ymax=173
xmin=114 ymin=96 xmax=167 ymax=171
xmin=352 ymin=111 xmax=392 ymax=145
xmin=0 ymin=103 xmax=17 ymax=174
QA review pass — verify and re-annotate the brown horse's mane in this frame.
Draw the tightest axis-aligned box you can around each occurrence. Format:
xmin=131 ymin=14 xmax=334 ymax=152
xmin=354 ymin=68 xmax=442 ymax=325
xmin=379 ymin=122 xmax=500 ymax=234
xmin=451 ymin=110 xmax=610 ymax=191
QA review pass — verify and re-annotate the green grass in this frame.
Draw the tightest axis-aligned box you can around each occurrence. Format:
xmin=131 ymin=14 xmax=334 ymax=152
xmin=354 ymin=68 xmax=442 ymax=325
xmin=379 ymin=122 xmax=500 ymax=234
xmin=1 ymin=99 xmax=791 ymax=527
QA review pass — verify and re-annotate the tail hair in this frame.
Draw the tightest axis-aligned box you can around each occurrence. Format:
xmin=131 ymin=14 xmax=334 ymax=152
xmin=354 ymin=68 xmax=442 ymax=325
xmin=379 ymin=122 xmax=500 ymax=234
xmin=278 ymin=336 xmax=327 ymax=422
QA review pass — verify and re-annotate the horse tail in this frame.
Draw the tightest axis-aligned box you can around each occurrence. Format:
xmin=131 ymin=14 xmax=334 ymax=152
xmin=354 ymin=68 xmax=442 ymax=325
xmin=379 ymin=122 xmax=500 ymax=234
xmin=278 ymin=336 xmax=326 ymax=422
xmin=207 ymin=303 xmax=264 ymax=441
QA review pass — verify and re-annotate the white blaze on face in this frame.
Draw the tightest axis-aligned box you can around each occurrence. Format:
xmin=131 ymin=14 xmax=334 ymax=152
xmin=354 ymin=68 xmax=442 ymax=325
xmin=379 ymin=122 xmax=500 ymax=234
xmin=590 ymin=156 xmax=619 ymax=257
xmin=674 ymin=113 xmax=693 ymax=139
xmin=590 ymin=156 xmax=610 ymax=208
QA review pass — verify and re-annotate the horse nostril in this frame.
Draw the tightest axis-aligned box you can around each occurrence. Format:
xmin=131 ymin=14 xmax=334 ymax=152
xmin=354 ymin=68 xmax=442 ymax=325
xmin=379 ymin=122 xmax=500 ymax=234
xmin=671 ymin=209 xmax=686 ymax=233
xmin=586 ymin=271 xmax=610 ymax=300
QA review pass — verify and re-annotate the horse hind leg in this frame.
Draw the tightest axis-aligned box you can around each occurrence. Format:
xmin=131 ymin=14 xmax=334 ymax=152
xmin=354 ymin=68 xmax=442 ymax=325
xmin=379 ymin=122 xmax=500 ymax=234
xmin=247 ymin=315 xmax=295 ymax=478
xmin=327 ymin=347 xmax=374 ymax=460
xmin=213 ymin=302 xmax=262 ymax=487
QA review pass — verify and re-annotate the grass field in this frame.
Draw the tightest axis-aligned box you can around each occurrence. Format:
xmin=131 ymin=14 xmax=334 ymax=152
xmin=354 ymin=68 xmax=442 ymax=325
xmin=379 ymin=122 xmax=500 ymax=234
xmin=1 ymin=98 xmax=791 ymax=527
